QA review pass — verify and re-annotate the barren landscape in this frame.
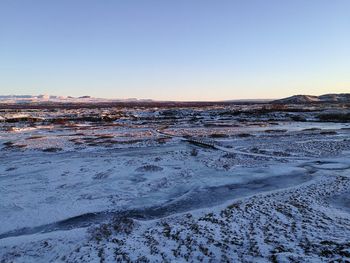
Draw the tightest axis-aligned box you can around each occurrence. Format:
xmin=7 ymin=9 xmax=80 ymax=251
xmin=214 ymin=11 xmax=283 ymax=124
xmin=2 ymin=0 xmax=349 ymax=261
xmin=0 ymin=97 xmax=350 ymax=262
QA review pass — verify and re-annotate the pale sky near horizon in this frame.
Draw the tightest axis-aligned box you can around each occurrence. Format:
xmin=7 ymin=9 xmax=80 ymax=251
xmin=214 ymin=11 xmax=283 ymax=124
xmin=0 ymin=0 xmax=349 ymax=101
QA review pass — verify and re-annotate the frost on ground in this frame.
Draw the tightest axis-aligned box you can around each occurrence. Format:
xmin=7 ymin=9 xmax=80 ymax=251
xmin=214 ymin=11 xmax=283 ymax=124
xmin=0 ymin=104 xmax=350 ymax=262
xmin=1 ymin=171 xmax=350 ymax=263
xmin=81 ymin=174 xmax=350 ymax=263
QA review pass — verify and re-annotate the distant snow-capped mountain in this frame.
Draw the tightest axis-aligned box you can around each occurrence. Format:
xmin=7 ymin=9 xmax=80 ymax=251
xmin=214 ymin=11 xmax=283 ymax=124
xmin=0 ymin=95 xmax=152 ymax=103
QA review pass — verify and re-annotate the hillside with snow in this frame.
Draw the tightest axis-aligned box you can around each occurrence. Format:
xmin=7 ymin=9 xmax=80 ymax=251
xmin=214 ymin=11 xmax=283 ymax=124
xmin=272 ymin=93 xmax=350 ymax=104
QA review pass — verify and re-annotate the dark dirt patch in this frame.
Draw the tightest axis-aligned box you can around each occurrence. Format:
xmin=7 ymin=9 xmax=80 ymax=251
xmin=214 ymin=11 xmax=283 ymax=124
xmin=136 ymin=165 xmax=163 ymax=172
xmin=42 ymin=147 xmax=63 ymax=152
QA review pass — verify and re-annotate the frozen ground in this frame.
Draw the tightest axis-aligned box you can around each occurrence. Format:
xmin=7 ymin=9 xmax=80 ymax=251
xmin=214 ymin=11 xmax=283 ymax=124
xmin=0 ymin=104 xmax=350 ymax=262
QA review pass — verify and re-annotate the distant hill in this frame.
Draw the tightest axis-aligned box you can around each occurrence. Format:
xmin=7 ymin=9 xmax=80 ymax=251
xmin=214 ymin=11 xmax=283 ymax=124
xmin=272 ymin=93 xmax=350 ymax=104
xmin=0 ymin=95 xmax=154 ymax=104
xmin=1 ymin=93 xmax=349 ymax=105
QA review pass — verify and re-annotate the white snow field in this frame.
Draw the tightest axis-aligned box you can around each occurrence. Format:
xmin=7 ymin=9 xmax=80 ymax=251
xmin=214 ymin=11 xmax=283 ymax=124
xmin=0 ymin=103 xmax=350 ymax=262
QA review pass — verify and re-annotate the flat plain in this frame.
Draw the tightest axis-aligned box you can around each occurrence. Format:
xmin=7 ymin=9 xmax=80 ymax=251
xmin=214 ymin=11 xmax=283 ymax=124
xmin=0 ymin=101 xmax=350 ymax=262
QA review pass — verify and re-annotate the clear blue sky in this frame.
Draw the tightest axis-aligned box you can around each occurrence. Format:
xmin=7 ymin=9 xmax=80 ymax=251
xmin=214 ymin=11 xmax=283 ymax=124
xmin=0 ymin=0 xmax=349 ymax=100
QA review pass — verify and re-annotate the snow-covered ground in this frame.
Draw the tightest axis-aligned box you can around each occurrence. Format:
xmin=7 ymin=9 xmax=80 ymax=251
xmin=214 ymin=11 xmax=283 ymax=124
xmin=0 ymin=105 xmax=349 ymax=262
